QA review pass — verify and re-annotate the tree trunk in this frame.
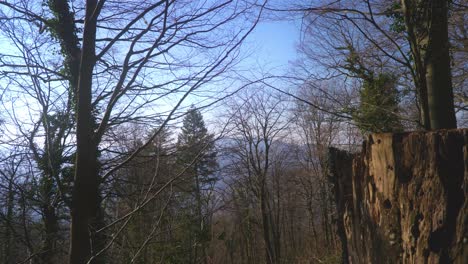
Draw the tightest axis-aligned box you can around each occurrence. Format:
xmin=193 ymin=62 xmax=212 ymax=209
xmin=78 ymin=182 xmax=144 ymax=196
xmin=40 ymin=204 xmax=58 ymax=264
xmin=307 ymin=203 xmax=319 ymax=254
xmin=194 ymin=168 xmax=207 ymax=264
xmin=260 ymin=185 xmax=275 ymax=264
xmin=425 ymin=0 xmax=457 ymax=129
xmin=402 ymin=0 xmax=430 ymax=130
xmin=69 ymin=0 xmax=101 ymax=263
xmin=328 ymin=148 xmax=351 ymax=264
xmin=3 ymin=173 xmax=15 ymax=264
xmin=330 ymin=130 xmax=468 ymax=263
xmin=402 ymin=0 xmax=457 ymax=130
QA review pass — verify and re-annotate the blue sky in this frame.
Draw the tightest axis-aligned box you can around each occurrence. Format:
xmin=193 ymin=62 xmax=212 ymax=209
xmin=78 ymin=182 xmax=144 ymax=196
xmin=0 ymin=4 xmax=303 ymax=140
xmin=243 ymin=19 xmax=301 ymax=74
xmin=197 ymin=18 xmax=302 ymax=128
xmin=181 ymin=17 xmax=302 ymax=123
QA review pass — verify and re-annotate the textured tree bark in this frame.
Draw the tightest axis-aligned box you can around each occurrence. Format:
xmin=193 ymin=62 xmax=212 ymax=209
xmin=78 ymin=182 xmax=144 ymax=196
xmin=330 ymin=129 xmax=468 ymax=263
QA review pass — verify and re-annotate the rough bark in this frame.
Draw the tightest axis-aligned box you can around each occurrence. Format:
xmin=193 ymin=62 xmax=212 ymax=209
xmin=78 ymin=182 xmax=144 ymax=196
xmin=330 ymin=129 xmax=468 ymax=263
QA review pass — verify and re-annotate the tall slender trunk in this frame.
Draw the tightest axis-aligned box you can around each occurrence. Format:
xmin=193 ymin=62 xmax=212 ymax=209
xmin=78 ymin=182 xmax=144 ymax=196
xmin=3 ymin=173 xmax=14 ymax=264
xmin=194 ymin=167 xmax=207 ymax=264
xmin=272 ymin=174 xmax=281 ymax=262
xmin=307 ymin=202 xmax=319 ymax=253
xmin=320 ymin=184 xmax=331 ymax=250
xmin=260 ymin=184 xmax=275 ymax=264
xmin=288 ymin=208 xmax=295 ymax=256
xmin=241 ymin=210 xmax=253 ymax=264
xmin=69 ymin=1 xmax=101 ymax=263
xmin=38 ymin=158 xmax=60 ymax=264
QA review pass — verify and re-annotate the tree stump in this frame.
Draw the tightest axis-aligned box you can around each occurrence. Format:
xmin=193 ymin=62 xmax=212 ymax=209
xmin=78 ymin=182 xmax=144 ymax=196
xmin=329 ymin=129 xmax=468 ymax=263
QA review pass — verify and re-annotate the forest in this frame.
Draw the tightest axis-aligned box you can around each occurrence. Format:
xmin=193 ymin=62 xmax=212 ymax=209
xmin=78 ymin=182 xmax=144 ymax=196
xmin=0 ymin=0 xmax=466 ymax=263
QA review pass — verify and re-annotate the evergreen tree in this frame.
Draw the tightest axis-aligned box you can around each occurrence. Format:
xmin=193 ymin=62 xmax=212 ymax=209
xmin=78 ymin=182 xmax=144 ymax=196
xmin=175 ymin=106 xmax=218 ymax=264
xmin=352 ymin=74 xmax=403 ymax=134
xmin=342 ymin=48 xmax=402 ymax=134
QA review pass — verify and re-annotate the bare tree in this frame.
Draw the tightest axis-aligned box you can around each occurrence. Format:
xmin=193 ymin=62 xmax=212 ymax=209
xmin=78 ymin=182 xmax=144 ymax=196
xmin=223 ymin=89 xmax=290 ymax=264
xmin=292 ymin=81 xmax=360 ymax=258
xmin=0 ymin=0 xmax=266 ymax=262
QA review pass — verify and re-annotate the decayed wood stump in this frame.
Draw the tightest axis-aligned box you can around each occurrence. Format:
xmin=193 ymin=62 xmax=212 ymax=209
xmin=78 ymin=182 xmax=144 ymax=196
xmin=329 ymin=129 xmax=468 ymax=264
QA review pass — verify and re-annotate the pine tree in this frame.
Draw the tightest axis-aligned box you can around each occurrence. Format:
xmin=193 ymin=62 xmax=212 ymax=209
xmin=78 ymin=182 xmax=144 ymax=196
xmin=175 ymin=106 xmax=217 ymax=264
